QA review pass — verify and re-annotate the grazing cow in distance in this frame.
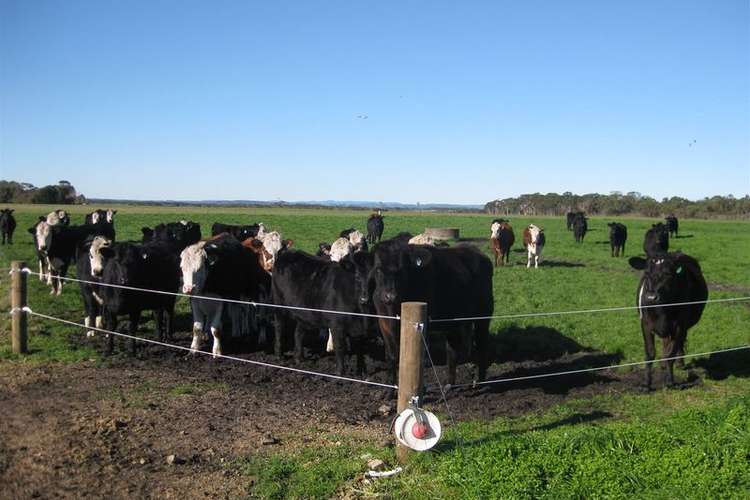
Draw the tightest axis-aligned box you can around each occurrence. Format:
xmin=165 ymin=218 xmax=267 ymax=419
xmin=272 ymin=249 xmax=376 ymax=376
xmin=210 ymin=222 xmax=264 ymax=242
xmin=607 ymin=222 xmax=627 ymax=257
xmin=629 ymin=252 xmax=707 ymax=389
xmin=522 ymin=224 xmax=545 ymax=268
xmin=0 ymin=209 xmax=16 ymax=244
xmin=572 ymin=214 xmax=587 ymax=243
xmin=371 ymin=240 xmax=493 ymax=385
xmin=665 ymin=215 xmax=679 ymax=238
xmin=490 ymin=219 xmax=515 ymax=266
xmin=94 ymin=239 xmax=181 ymax=354
xmin=643 ymin=223 xmax=669 ymax=257
xmin=180 ymin=235 xmax=270 ymax=357
xmin=366 ymin=213 xmax=384 ymax=244
xmin=566 ymin=212 xmax=576 ymax=231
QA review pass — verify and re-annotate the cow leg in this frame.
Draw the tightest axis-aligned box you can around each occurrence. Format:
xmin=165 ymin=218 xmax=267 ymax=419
xmin=642 ymin=328 xmax=656 ymax=390
xmin=527 ymin=250 xmax=532 ymax=268
xmin=274 ymin=313 xmax=288 ymax=358
xmin=211 ymin=327 xmax=222 ymax=358
xmin=445 ymin=334 xmax=459 ymax=386
xmin=534 ymin=253 xmax=539 ymax=269
xmin=104 ymin=311 xmax=116 ymax=355
xmin=154 ymin=309 xmax=165 ymax=342
xmin=129 ymin=311 xmax=141 ymax=356
xmin=661 ymin=336 xmax=676 ymax=387
xmin=191 ymin=322 xmax=203 ymax=353
xmin=378 ymin=318 xmax=399 ymax=386
xmin=325 ymin=329 xmax=335 ymax=353
xmin=331 ymin=329 xmax=346 ymax=375
xmin=474 ymin=319 xmax=490 ymax=382
xmin=293 ymin=324 xmax=306 ymax=364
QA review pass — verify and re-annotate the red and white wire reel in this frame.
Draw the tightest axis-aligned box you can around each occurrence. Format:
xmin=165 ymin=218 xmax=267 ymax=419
xmin=393 ymin=397 xmax=442 ymax=451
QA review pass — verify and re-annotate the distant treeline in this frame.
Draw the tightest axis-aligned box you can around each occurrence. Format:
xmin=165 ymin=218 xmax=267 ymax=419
xmin=0 ymin=180 xmax=85 ymax=205
xmin=485 ymin=192 xmax=750 ymax=219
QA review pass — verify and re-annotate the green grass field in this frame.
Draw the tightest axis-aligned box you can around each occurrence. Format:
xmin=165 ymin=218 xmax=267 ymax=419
xmin=1 ymin=203 xmax=749 ymax=498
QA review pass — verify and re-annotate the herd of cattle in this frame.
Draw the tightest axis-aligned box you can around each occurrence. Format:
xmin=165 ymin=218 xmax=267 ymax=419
xmin=0 ymin=208 xmax=708 ymax=390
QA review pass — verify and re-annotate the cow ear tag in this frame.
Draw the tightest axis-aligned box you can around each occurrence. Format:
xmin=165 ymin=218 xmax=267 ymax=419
xmin=415 ymin=257 xmax=423 ymax=267
xmin=676 ymin=266 xmax=683 ymax=275
xmin=142 ymin=253 xmax=148 ymax=260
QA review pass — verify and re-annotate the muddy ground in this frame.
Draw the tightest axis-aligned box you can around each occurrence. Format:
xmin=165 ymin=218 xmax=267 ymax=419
xmin=1 ymin=328 xmax=662 ymax=499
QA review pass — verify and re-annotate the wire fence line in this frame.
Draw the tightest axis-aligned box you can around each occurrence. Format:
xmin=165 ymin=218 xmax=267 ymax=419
xmin=19 ymin=306 xmax=398 ymax=390
xmin=15 ymin=267 xmax=401 ymax=321
xmin=429 ymin=344 xmax=750 ymax=390
xmin=14 ymin=267 xmax=750 ymax=324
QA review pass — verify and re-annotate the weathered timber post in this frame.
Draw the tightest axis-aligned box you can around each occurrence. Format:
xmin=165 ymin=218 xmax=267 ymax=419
xmin=396 ymin=301 xmax=427 ymax=463
xmin=11 ymin=261 xmax=28 ymax=354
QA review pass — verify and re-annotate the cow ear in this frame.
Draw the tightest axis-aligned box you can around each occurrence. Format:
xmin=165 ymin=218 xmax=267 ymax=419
xmin=38 ymin=216 xmax=46 ymax=222
xmin=409 ymin=248 xmax=432 ymax=269
xmin=249 ymin=239 xmax=264 ymax=252
xmin=283 ymin=239 xmax=293 ymax=249
xmin=628 ymin=257 xmax=646 ymax=270
xmin=28 ymin=227 xmax=35 ymax=234
xmin=206 ymin=253 xmax=218 ymax=266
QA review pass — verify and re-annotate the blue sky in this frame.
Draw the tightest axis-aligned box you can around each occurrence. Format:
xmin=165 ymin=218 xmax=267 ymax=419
xmin=1 ymin=1 xmax=748 ymax=204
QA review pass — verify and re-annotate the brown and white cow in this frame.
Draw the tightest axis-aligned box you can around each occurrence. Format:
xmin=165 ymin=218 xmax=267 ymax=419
xmin=490 ymin=220 xmax=515 ymax=266
xmin=522 ymin=224 xmax=545 ymax=268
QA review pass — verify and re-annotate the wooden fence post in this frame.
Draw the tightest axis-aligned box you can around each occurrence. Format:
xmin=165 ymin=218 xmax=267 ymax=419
xmin=396 ymin=301 xmax=427 ymax=463
xmin=11 ymin=261 xmax=28 ymax=354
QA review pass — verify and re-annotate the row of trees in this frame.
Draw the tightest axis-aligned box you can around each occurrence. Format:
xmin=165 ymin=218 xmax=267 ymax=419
xmin=0 ymin=180 xmax=85 ymax=205
xmin=484 ymin=192 xmax=750 ymax=219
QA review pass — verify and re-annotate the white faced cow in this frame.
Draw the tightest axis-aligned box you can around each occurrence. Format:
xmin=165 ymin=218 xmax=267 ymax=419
xmin=523 ymin=224 xmax=545 ymax=268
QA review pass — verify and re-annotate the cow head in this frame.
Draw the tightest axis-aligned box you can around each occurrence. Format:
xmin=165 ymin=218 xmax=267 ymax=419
xmin=246 ymin=232 xmax=293 ymax=273
xmin=372 ymin=242 xmax=432 ymax=309
xmin=340 ymin=251 xmax=375 ymax=307
xmin=347 ymin=229 xmax=367 ymax=252
xmin=317 ymin=242 xmax=332 ymax=258
xmin=35 ymin=221 xmax=52 ymax=252
xmin=629 ymin=254 xmax=689 ymax=311
xmin=180 ymin=241 xmax=209 ymax=294
xmin=329 ymin=237 xmax=353 ymax=262
xmin=89 ymin=237 xmax=113 ymax=276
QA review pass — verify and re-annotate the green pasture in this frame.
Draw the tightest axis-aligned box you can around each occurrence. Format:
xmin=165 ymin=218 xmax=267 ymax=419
xmin=0 ymin=203 xmax=749 ymax=498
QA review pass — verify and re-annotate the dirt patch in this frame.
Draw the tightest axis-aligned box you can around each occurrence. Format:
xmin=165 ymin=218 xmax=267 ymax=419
xmin=0 ymin=332 xmax=654 ymax=499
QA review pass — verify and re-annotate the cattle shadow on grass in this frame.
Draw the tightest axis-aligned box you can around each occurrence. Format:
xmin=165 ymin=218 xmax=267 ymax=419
xmin=534 ymin=259 xmax=585 ymax=268
xmin=437 ymin=410 xmax=613 ymax=452
xmin=691 ymin=349 xmax=750 ymax=380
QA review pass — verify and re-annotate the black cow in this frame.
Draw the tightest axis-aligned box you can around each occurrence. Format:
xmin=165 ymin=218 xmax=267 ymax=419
xmin=366 ymin=214 xmax=384 ymax=244
xmin=643 ymin=223 xmax=669 ymax=257
xmin=629 ymin=252 xmax=707 ymax=389
xmin=607 ymin=222 xmax=627 ymax=257
xmin=77 ymin=236 xmax=110 ymax=337
xmin=0 ymin=209 xmax=16 ymax=244
xmin=566 ymin=212 xmax=577 ymax=231
xmin=665 ymin=215 xmax=679 ymax=238
xmin=180 ymin=235 xmax=271 ymax=357
xmin=142 ymin=221 xmax=201 ymax=253
xmin=271 ymin=250 xmax=375 ymax=376
xmin=210 ymin=222 xmax=262 ymax=242
xmin=30 ymin=221 xmax=116 ymax=295
xmin=572 ymin=213 xmax=587 ymax=243
xmin=94 ymin=240 xmax=181 ymax=354
xmin=371 ymin=240 xmax=493 ymax=385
